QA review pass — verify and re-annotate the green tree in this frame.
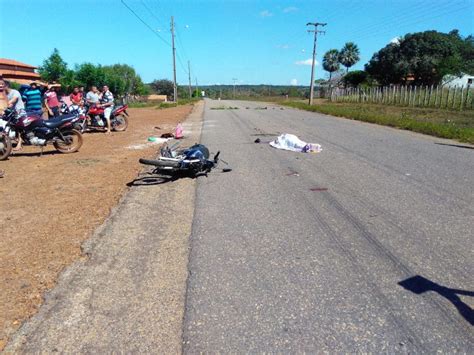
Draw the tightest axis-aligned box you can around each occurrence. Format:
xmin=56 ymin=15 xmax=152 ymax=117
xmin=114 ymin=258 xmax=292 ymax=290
xmin=322 ymin=49 xmax=340 ymax=83
xmin=342 ymin=70 xmax=368 ymax=87
xmin=38 ymin=48 xmax=68 ymax=83
xmin=74 ymin=63 xmax=106 ymax=89
xmin=150 ymin=79 xmax=175 ymax=99
xmin=339 ymin=42 xmax=360 ymax=73
xmin=59 ymin=69 xmax=80 ymax=92
xmin=365 ymin=30 xmax=474 ymax=85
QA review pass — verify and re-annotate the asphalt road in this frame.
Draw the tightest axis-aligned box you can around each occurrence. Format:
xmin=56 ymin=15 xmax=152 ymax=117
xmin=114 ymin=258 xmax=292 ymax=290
xmin=183 ymin=99 xmax=474 ymax=352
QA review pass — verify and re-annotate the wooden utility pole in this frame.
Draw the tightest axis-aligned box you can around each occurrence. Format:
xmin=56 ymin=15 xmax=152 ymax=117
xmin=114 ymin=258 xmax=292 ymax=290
xmin=232 ymin=78 xmax=237 ymax=99
xmin=307 ymin=22 xmax=326 ymax=105
xmin=188 ymin=61 xmax=192 ymax=98
xmin=171 ymin=16 xmax=178 ymax=102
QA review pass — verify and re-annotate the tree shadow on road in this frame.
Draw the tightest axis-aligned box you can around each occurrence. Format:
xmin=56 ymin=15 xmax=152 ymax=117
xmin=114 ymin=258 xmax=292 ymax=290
xmin=398 ymin=275 xmax=474 ymax=326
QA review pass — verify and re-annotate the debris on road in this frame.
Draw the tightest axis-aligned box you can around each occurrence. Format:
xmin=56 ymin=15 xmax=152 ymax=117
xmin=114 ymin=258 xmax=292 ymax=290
xmin=269 ymin=133 xmax=322 ymax=153
xmin=148 ymin=136 xmax=172 ymax=143
xmin=286 ymin=168 xmax=299 ymax=177
xmin=210 ymin=106 xmax=239 ymax=110
xmin=310 ymin=187 xmax=328 ymax=191
xmin=175 ymin=123 xmax=184 ymax=139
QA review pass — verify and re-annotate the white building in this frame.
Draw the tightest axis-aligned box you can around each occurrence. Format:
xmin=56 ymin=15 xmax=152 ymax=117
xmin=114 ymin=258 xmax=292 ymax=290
xmin=442 ymin=73 xmax=474 ymax=88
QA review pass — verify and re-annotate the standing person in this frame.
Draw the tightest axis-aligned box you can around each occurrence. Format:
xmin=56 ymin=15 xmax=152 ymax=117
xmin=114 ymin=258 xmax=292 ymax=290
xmin=22 ymin=82 xmax=43 ymax=116
xmin=98 ymin=85 xmax=114 ymax=134
xmin=4 ymin=80 xmax=26 ymax=116
xmin=44 ymin=84 xmax=60 ymax=118
xmin=4 ymin=80 xmax=26 ymax=150
xmin=78 ymin=86 xmax=85 ymax=105
xmin=86 ymin=85 xmax=100 ymax=106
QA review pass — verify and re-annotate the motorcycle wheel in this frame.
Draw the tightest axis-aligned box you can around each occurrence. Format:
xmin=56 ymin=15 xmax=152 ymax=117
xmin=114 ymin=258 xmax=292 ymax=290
xmin=0 ymin=134 xmax=12 ymax=161
xmin=113 ymin=114 xmax=128 ymax=132
xmin=54 ymin=129 xmax=83 ymax=153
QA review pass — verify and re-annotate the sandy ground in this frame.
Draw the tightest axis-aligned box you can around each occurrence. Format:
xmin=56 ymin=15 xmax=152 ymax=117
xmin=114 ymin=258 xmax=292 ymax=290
xmin=0 ymin=105 xmax=193 ymax=349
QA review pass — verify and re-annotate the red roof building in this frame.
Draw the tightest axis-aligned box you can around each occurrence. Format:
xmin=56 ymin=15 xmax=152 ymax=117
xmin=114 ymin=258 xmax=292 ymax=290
xmin=0 ymin=58 xmax=42 ymax=85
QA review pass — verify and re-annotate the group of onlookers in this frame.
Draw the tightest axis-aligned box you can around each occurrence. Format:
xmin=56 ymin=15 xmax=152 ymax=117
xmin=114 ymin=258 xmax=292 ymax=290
xmin=1 ymin=79 xmax=115 ymax=134
xmin=0 ymin=80 xmax=116 ymax=177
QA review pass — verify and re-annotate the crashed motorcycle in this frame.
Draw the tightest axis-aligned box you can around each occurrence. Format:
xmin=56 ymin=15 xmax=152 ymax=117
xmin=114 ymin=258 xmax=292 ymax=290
xmin=0 ymin=108 xmax=83 ymax=159
xmin=138 ymin=143 xmax=231 ymax=182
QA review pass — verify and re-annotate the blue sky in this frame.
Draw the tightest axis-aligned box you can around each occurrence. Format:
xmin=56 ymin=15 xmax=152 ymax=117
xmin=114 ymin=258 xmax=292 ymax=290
xmin=1 ymin=0 xmax=473 ymax=86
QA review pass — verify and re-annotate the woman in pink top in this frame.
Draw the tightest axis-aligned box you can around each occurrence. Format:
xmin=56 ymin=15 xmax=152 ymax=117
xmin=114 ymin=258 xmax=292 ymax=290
xmin=44 ymin=84 xmax=60 ymax=118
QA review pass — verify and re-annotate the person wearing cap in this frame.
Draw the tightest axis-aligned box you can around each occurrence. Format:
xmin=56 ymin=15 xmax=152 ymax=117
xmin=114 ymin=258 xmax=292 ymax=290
xmin=22 ymin=82 xmax=43 ymax=116
xmin=44 ymin=84 xmax=60 ymax=118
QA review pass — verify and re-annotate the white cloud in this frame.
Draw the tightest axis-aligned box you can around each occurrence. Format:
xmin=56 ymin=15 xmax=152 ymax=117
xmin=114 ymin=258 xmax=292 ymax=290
xmin=260 ymin=10 xmax=273 ymax=17
xmin=276 ymin=44 xmax=290 ymax=49
xmin=290 ymin=79 xmax=298 ymax=86
xmin=283 ymin=6 xmax=298 ymax=13
xmin=390 ymin=37 xmax=400 ymax=45
xmin=295 ymin=58 xmax=318 ymax=66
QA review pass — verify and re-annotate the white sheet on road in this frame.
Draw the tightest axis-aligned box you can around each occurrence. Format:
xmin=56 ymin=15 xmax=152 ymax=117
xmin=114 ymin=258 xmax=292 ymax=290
xmin=269 ymin=133 xmax=322 ymax=153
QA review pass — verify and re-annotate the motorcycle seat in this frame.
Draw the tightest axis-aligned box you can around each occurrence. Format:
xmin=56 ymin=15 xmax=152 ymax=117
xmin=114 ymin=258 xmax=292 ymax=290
xmin=43 ymin=115 xmax=75 ymax=128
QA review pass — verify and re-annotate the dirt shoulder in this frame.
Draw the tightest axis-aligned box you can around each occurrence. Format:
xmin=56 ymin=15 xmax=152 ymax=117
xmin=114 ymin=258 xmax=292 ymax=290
xmin=0 ymin=104 xmax=195 ymax=349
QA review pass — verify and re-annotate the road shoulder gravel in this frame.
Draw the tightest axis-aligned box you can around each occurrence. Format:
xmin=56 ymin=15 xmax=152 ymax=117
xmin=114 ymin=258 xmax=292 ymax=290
xmin=5 ymin=102 xmax=204 ymax=353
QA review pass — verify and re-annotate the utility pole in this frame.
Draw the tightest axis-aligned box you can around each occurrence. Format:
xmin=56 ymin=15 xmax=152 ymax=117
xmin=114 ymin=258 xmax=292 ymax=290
xmin=171 ymin=16 xmax=178 ymax=102
xmin=307 ymin=22 xmax=326 ymax=105
xmin=187 ymin=61 xmax=192 ymax=98
xmin=195 ymin=78 xmax=199 ymax=98
xmin=232 ymin=78 xmax=237 ymax=99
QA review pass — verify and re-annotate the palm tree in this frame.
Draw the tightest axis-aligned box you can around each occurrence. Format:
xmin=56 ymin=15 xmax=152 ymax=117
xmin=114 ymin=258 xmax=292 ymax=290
xmin=322 ymin=49 xmax=340 ymax=84
xmin=339 ymin=42 xmax=360 ymax=73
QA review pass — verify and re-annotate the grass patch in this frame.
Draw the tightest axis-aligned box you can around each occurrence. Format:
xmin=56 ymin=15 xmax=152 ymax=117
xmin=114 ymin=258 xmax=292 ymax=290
xmin=281 ymin=101 xmax=474 ymax=144
xmin=127 ymin=101 xmax=158 ymax=108
xmin=156 ymin=98 xmax=201 ymax=109
xmin=128 ymin=98 xmax=201 ymax=109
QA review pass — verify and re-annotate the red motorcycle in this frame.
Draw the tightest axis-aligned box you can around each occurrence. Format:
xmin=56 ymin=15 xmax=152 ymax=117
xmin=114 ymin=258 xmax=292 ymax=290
xmin=0 ymin=109 xmax=83 ymax=159
xmin=75 ymin=104 xmax=129 ymax=133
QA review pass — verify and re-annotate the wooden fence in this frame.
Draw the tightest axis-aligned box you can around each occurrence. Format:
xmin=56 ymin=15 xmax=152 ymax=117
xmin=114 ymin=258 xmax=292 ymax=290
xmin=329 ymin=84 xmax=474 ymax=110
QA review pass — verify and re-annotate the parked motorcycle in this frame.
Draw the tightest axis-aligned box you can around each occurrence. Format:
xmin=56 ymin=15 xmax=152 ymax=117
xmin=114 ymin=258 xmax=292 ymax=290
xmin=0 ymin=128 xmax=12 ymax=160
xmin=138 ymin=144 xmax=231 ymax=183
xmin=70 ymin=104 xmax=129 ymax=133
xmin=0 ymin=108 xmax=83 ymax=159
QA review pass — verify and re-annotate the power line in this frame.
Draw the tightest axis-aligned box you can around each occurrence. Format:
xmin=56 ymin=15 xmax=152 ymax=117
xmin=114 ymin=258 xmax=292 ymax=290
xmin=175 ymin=24 xmax=190 ymax=62
xmin=121 ymin=0 xmax=171 ymax=46
xmin=176 ymin=51 xmax=189 ymax=75
xmin=348 ymin=1 xmax=463 ymax=38
xmin=354 ymin=4 xmax=470 ymax=43
xmin=140 ymin=0 xmax=163 ymax=24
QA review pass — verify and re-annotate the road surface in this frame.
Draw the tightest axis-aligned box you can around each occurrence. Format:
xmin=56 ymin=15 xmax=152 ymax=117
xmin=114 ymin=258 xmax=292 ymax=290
xmin=183 ymin=99 xmax=473 ymax=352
